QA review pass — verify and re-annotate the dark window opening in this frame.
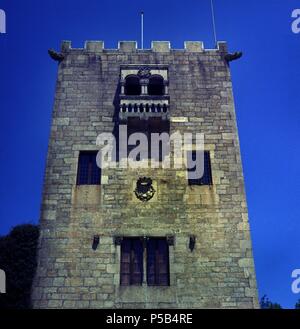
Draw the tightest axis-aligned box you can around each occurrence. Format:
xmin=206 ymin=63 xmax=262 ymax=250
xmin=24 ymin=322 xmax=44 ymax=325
xmin=76 ymin=151 xmax=101 ymax=185
xmin=147 ymin=238 xmax=170 ymax=286
xmin=148 ymin=75 xmax=164 ymax=96
xmin=126 ymin=117 xmax=170 ymax=161
xmin=124 ymin=75 xmax=141 ymax=95
xmin=120 ymin=238 xmax=143 ymax=286
xmin=187 ymin=150 xmax=213 ymax=186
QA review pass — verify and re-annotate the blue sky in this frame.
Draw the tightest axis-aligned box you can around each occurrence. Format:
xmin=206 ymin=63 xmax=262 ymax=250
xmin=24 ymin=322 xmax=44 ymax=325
xmin=0 ymin=0 xmax=299 ymax=308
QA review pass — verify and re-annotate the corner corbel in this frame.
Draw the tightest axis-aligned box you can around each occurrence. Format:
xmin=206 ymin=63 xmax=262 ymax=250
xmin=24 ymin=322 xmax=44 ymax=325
xmin=48 ymin=49 xmax=65 ymax=62
xmin=224 ymin=51 xmax=243 ymax=63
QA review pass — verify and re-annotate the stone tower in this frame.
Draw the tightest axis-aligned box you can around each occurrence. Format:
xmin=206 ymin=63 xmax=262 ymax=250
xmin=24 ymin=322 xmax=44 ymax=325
xmin=32 ymin=40 xmax=258 ymax=308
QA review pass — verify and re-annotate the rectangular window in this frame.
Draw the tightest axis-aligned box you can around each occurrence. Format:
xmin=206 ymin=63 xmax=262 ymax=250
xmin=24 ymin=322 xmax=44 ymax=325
xmin=147 ymin=238 xmax=170 ymax=286
xmin=76 ymin=151 xmax=101 ymax=185
xmin=120 ymin=238 xmax=143 ymax=286
xmin=187 ymin=150 xmax=213 ymax=186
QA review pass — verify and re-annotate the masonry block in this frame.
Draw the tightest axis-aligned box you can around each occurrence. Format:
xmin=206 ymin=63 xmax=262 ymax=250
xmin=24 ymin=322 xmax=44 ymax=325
xmin=85 ymin=41 xmax=104 ymax=52
xmin=118 ymin=41 xmax=137 ymax=52
xmin=151 ymin=41 xmax=170 ymax=52
xmin=184 ymin=41 xmax=204 ymax=52
xmin=61 ymin=40 xmax=71 ymax=52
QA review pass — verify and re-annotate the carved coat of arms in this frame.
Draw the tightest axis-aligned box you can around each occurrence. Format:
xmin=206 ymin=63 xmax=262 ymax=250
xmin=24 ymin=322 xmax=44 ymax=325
xmin=137 ymin=67 xmax=151 ymax=79
xmin=134 ymin=177 xmax=155 ymax=202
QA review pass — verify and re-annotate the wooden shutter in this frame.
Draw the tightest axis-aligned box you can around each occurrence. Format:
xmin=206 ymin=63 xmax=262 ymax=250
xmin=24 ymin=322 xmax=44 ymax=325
xmin=120 ymin=238 xmax=143 ymax=286
xmin=147 ymin=238 xmax=170 ymax=286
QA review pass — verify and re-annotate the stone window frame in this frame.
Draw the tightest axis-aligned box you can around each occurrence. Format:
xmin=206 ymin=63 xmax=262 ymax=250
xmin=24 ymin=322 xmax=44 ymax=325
xmin=73 ymin=148 xmax=109 ymax=187
xmin=114 ymin=235 xmax=175 ymax=287
xmin=187 ymin=150 xmax=213 ymax=186
xmin=120 ymin=65 xmax=169 ymax=96
xmin=124 ymin=74 xmax=142 ymax=96
xmin=76 ymin=151 xmax=101 ymax=185
xmin=182 ymin=145 xmax=216 ymax=188
xmin=122 ymin=73 xmax=166 ymax=97
xmin=147 ymin=75 xmax=165 ymax=96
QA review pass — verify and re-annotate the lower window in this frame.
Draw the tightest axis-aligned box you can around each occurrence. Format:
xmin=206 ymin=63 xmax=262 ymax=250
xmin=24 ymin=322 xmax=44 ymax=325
xmin=120 ymin=238 xmax=143 ymax=286
xmin=147 ymin=238 xmax=170 ymax=286
xmin=120 ymin=237 xmax=170 ymax=286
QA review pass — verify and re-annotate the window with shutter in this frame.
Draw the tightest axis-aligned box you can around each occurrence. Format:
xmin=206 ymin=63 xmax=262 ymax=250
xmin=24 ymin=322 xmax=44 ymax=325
xmin=120 ymin=238 xmax=143 ymax=286
xmin=147 ymin=238 xmax=170 ymax=286
xmin=76 ymin=151 xmax=101 ymax=185
xmin=187 ymin=150 xmax=213 ymax=186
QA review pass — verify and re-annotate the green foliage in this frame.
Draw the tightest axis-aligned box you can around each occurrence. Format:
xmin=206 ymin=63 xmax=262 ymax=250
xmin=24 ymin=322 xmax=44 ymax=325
xmin=260 ymin=295 xmax=283 ymax=309
xmin=0 ymin=224 xmax=39 ymax=309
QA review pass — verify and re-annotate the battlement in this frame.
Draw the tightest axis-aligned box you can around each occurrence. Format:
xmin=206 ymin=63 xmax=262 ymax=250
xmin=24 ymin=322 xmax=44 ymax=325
xmin=60 ymin=40 xmax=228 ymax=53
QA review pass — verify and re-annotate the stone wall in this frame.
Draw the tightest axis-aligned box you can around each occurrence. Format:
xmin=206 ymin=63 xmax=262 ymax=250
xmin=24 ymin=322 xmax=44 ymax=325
xmin=31 ymin=41 xmax=259 ymax=308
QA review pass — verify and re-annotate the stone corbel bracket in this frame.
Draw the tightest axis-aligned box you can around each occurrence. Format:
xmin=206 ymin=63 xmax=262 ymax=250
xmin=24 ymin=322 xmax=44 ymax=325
xmin=48 ymin=48 xmax=65 ymax=62
xmin=224 ymin=51 xmax=243 ymax=63
xmin=114 ymin=236 xmax=123 ymax=246
xmin=166 ymin=235 xmax=175 ymax=246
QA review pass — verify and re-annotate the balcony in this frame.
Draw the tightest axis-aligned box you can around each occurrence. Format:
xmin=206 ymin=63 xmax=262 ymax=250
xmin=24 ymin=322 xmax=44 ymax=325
xmin=119 ymin=65 xmax=169 ymax=121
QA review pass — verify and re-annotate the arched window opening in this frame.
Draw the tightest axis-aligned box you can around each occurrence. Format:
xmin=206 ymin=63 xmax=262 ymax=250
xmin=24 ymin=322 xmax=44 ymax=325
xmin=148 ymin=75 xmax=164 ymax=96
xmin=124 ymin=75 xmax=141 ymax=95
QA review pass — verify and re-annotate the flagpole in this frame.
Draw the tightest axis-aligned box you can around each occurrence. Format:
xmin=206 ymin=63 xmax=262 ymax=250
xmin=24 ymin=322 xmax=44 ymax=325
xmin=210 ymin=0 xmax=217 ymax=48
xmin=141 ymin=11 xmax=144 ymax=49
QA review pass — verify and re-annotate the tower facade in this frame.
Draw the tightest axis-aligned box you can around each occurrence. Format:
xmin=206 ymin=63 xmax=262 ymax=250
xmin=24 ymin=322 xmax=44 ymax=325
xmin=32 ymin=40 xmax=258 ymax=308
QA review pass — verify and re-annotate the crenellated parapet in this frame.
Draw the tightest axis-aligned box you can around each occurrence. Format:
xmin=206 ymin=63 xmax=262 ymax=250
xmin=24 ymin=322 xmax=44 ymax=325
xmin=59 ymin=40 xmax=229 ymax=53
xmin=48 ymin=40 xmax=244 ymax=64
